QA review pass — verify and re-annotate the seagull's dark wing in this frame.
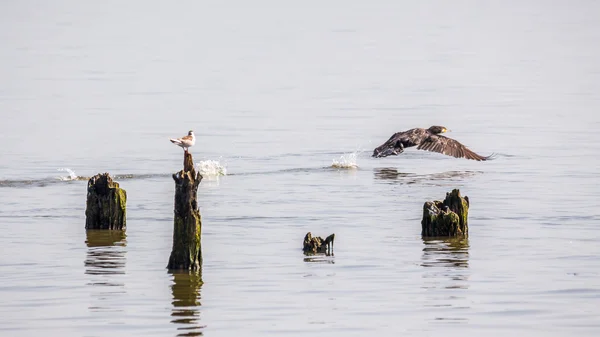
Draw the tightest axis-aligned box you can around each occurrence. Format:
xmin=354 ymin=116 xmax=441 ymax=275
xmin=416 ymin=134 xmax=492 ymax=161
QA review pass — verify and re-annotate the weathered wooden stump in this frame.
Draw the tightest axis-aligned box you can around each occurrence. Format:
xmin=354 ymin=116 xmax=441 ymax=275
xmin=168 ymin=152 xmax=203 ymax=270
xmin=303 ymin=232 xmax=335 ymax=255
xmin=421 ymin=189 xmax=469 ymax=237
xmin=85 ymin=173 xmax=127 ymax=230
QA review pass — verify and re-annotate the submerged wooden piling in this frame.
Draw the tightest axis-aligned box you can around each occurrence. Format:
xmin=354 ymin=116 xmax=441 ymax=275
xmin=421 ymin=189 xmax=469 ymax=237
xmin=303 ymin=232 xmax=335 ymax=255
xmin=168 ymin=152 xmax=203 ymax=270
xmin=85 ymin=173 xmax=127 ymax=230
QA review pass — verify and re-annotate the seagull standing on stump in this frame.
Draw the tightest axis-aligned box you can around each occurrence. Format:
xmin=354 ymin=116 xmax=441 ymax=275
xmin=170 ymin=130 xmax=196 ymax=153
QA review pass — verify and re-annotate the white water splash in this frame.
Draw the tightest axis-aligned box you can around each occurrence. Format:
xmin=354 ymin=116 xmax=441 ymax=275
xmin=331 ymin=151 xmax=359 ymax=169
xmin=197 ymin=159 xmax=227 ymax=177
xmin=57 ymin=168 xmax=78 ymax=181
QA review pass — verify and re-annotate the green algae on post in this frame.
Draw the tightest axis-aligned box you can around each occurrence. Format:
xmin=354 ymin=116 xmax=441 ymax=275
xmin=85 ymin=173 xmax=127 ymax=230
xmin=168 ymin=151 xmax=203 ymax=271
xmin=421 ymin=189 xmax=469 ymax=237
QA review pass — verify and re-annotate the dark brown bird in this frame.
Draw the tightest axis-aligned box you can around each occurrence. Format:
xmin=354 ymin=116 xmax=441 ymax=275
xmin=372 ymin=126 xmax=493 ymax=161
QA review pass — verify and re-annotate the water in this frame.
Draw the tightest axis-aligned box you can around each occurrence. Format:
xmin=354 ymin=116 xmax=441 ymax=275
xmin=1 ymin=1 xmax=600 ymax=336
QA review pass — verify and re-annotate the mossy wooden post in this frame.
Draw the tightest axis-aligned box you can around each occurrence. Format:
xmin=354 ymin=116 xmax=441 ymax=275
xmin=168 ymin=152 xmax=203 ymax=270
xmin=303 ymin=232 xmax=335 ymax=255
xmin=85 ymin=173 xmax=126 ymax=230
xmin=421 ymin=189 xmax=469 ymax=237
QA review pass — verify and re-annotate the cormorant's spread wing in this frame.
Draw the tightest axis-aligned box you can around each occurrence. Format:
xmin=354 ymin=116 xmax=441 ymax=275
xmin=416 ymin=135 xmax=491 ymax=161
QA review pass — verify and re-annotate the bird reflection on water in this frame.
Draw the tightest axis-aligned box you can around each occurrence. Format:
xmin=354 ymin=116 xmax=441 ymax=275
xmin=84 ymin=230 xmax=127 ymax=312
xmin=421 ymin=237 xmax=470 ymax=323
xmin=170 ymin=270 xmax=205 ymax=336
xmin=374 ymin=168 xmax=481 ymax=185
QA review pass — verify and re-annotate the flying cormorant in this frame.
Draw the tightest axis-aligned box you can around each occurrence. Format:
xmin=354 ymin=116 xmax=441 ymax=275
xmin=372 ymin=126 xmax=492 ymax=161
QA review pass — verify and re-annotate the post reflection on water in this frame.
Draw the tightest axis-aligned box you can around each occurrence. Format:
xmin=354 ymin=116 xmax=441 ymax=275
xmin=421 ymin=237 xmax=470 ymax=323
xmin=170 ymin=270 xmax=204 ymax=336
xmin=84 ymin=230 xmax=127 ymax=313
xmin=303 ymin=252 xmax=335 ymax=264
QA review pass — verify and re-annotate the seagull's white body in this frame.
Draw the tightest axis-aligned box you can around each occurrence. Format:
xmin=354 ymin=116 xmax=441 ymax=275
xmin=170 ymin=130 xmax=195 ymax=152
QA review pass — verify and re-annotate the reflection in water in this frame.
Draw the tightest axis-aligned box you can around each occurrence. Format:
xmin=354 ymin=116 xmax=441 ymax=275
xmin=422 ymin=237 xmax=469 ymax=270
xmin=421 ymin=237 xmax=470 ymax=323
xmin=373 ymin=167 xmax=416 ymax=181
xmin=374 ymin=168 xmax=480 ymax=185
xmin=84 ymin=230 xmax=127 ymax=312
xmin=303 ymin=252 xmax=335 ymax=264
xmin=170 ymin=270 xmax=204 ymax=336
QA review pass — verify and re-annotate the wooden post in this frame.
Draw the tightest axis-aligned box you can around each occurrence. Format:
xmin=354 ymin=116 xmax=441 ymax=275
xmin=421 ymin=189 xmax=469 ymax=237
xmin=303 ymin=232 xmax=335 ymax=255
xmin=168 ymin=152 xmax=203 ymax=270
xmin=85 ymin=173 xmax=127 ymax=230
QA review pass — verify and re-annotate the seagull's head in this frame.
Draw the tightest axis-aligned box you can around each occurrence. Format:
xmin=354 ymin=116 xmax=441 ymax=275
xmin=428 ymin=126 xmax=449 ymax=134
xmin=188 ymin=130 xmax=194 ymax=136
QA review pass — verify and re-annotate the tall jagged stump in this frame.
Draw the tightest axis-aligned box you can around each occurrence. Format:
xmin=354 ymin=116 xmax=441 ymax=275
xmin=303 ymin=232 xmax=335 ymax=255
xmin=85 ymin=173 xmax=127 ymax=230
xmin=421 ymin=189 xmax=469 ymax=237
xmin=168 ymin=152 xmax=203 ymax=270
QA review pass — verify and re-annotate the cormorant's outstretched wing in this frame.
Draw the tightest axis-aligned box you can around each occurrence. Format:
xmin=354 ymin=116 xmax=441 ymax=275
xmin=416 ymin=135 xmax=492 ymax=161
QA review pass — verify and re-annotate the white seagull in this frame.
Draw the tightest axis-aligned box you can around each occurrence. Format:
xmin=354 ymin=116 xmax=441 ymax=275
xmin=170 ymin=130 xmax=196 ymax=152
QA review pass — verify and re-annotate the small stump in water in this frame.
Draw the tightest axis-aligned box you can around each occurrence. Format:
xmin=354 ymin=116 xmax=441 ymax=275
xmin=168 ymin=151 xmax=203 ymax=271
xmin=303 ymin=232 xmax=335 ymax=255
xmin=85 ymin=173 xmax=127 ymax=230
xmin=421 ymin=189 xmax=469 ymax=237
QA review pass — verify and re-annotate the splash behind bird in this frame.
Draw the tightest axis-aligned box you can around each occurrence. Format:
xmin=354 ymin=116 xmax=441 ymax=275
xmin=331 ymin=152 xmax=359 ymax=169
xmin=57 ymin=168 xmax=80 ymax=181
xmin=196 ymin=160 xmax=227 ymax=177
xmin=170 ymin=130 xmax=196 ymax=152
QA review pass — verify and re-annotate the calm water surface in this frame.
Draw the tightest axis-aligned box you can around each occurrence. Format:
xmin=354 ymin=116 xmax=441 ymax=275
xmin=1 ymin=1 xmax=600 ymax=336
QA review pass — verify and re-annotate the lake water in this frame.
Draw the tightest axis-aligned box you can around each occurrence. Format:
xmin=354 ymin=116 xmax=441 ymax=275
xmin=1 ymin=1 xmax=600 ymax=336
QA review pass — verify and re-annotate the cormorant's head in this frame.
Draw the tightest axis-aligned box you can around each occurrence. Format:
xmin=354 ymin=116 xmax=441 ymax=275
xmin=428 ymin=126 xmax=448 ymax=134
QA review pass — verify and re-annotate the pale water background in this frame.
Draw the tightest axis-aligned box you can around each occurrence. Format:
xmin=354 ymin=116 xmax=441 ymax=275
xmin=1 ymin=1 xmax=600 ymax=336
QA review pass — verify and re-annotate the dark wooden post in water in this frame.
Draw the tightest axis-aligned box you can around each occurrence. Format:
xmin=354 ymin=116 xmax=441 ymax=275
xmin=421 ymin=189 xmax=469 ymax=237
xmin=85 ymin=173 xmax=127 ymax=230
xmin=168 ymin=152 xmax=203 ymax=270
xmin=303 ymin=232 xmax=335 ymax=255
